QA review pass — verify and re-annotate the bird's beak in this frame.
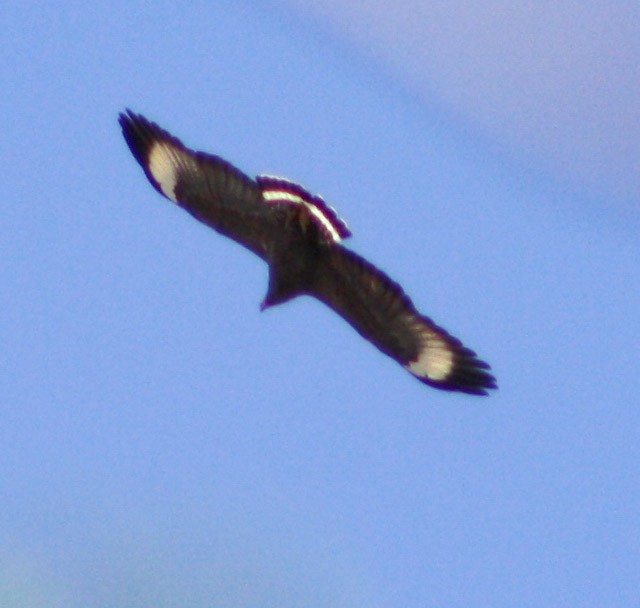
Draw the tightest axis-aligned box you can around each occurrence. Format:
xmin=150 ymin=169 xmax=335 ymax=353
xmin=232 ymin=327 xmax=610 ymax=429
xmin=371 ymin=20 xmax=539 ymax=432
xmin=260 ymin=299 xmax=269 ymax=312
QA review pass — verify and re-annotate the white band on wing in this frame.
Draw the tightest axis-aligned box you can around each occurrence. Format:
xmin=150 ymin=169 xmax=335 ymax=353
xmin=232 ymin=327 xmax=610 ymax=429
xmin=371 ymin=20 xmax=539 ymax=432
xmin=258 ymin=174 xmax=350 ymax=243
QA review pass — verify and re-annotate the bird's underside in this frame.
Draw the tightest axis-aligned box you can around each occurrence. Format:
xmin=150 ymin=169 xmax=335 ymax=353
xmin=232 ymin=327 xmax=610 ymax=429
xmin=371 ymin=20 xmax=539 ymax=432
xmin=119 ymin=109 xmax=497 ymax=395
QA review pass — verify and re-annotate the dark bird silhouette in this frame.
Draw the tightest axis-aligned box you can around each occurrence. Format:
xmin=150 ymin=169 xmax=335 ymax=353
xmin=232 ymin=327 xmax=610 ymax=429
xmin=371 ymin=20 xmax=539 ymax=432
xmin=119 ymin=110 xmax=497 ymax=395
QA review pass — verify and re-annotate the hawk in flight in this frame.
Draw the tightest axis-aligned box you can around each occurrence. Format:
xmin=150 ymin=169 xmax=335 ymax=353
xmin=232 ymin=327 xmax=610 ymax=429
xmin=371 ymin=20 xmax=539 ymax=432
xmin=119 ymin=110 xmax=497 ymax=395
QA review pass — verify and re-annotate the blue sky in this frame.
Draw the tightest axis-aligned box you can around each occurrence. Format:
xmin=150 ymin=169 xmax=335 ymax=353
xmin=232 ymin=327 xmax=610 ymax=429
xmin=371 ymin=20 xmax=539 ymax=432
xmin=2 ymin=2 xmax=639 ymax=606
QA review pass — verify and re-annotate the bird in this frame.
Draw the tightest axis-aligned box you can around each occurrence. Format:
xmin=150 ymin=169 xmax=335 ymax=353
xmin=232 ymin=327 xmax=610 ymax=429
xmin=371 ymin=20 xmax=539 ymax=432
xmin=119 ymin=110 xmax=497 ymax=395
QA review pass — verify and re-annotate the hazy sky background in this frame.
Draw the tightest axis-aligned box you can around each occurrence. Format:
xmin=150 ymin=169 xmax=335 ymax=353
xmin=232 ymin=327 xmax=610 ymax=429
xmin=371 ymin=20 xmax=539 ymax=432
xmin=2 ymin=2 xmax=639 ymax=607
xmin=284 ymin=1 xmax=640 ymax=211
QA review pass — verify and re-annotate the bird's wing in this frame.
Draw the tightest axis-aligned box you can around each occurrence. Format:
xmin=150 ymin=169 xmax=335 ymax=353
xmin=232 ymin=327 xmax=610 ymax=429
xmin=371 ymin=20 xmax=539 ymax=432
xmin=119 ymin=110 xmax=276 ymax=259
xmin=309 ymin=246 xmax=497 ymax=395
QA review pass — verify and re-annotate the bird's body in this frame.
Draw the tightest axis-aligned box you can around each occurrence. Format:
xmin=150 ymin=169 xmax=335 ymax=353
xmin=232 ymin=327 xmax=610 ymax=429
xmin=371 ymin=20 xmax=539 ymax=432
xmin=119 ymin=110 xmax=497 ymax=395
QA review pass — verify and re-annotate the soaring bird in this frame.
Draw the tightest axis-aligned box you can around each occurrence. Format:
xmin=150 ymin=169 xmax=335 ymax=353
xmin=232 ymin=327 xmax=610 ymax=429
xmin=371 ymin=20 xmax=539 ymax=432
xmin=119 ymin=110 xmax=497 ymax=395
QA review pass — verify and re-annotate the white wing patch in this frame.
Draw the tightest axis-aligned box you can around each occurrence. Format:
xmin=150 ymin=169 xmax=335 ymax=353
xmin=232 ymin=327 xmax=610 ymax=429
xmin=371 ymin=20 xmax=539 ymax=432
xmin=147 ymin=141 xmax=198 ymax=203
xmin=405 ymin=330 xmax=455 ymax=381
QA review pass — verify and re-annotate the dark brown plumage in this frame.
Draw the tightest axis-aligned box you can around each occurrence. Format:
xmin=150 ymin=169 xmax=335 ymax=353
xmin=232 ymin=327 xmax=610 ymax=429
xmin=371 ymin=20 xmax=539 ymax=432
xmin=119 ymin=110 xmax=497 ymax=395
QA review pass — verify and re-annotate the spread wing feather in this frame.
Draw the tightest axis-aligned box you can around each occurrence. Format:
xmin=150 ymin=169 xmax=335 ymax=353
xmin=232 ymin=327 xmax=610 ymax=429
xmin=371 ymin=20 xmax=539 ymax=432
xmin=310 ymin=246 xmax=496 ymax=395
xmin=119 ymin=110 xmax=276 ymax=259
